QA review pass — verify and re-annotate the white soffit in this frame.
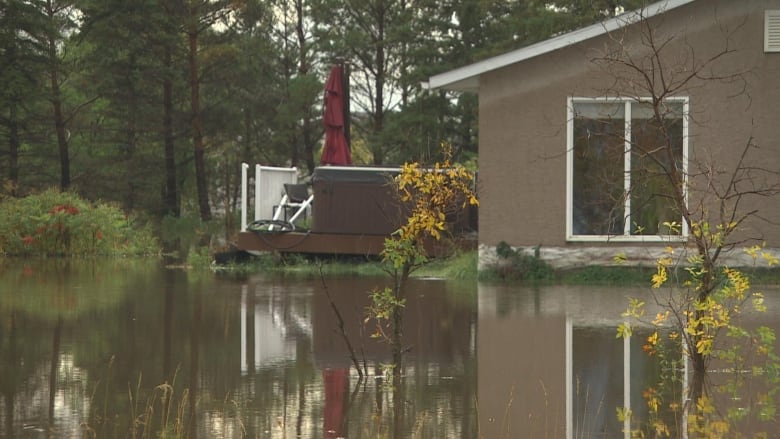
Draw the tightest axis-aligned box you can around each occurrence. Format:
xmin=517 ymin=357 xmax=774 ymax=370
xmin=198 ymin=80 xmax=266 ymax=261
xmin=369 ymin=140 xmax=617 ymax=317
xmin=766 ymin=10 xmax=780 ymax=52
xmin=425 ymin=0 xmax=696 ymax=93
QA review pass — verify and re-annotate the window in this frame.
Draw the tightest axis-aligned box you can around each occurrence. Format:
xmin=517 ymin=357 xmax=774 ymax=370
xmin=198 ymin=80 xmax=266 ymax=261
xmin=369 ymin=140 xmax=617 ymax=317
xmin=766 ymin=10 xmax=780 ymax=52
xmin=566 ymin=98 xmax=688 ymax=242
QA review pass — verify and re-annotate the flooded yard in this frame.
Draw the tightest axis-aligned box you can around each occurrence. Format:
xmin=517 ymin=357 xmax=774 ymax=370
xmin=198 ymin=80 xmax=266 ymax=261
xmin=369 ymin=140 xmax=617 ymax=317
xmin=1 ymin=260 xmax=778 ymax=437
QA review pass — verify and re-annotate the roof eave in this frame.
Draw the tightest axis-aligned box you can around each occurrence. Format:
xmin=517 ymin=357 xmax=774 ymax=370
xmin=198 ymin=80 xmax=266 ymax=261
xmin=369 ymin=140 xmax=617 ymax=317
xmin=426 ymin=0 xmax=696 ymax=92
xmin=424 ymin=76 xmax=480 ymax=93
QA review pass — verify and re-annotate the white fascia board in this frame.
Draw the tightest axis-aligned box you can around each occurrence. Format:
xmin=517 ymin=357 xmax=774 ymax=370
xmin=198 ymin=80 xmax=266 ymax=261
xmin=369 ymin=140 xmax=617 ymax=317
xmin=427 ymin=0 xmax=696 ymax=93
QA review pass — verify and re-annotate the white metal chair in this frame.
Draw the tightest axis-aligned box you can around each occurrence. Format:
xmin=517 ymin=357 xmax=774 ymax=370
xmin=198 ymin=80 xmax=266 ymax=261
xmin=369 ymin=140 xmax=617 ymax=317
xmin=272 ymin=183 xmax=313 ymax=224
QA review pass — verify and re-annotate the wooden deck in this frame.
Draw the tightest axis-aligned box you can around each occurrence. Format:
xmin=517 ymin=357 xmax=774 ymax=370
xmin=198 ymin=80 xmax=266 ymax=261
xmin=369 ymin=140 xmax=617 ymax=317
xmin=237 ymin=230 xmax=475 ymax=257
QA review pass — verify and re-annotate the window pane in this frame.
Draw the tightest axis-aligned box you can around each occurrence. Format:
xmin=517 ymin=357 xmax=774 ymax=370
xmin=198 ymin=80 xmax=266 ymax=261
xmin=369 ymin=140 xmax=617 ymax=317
xmin=630 ymin=102 xmax=683 ymax=236
xmin=573 ymin=326 xmax=624 ymax=437
xmin=572 ymin=103 xmax=625 ymax=235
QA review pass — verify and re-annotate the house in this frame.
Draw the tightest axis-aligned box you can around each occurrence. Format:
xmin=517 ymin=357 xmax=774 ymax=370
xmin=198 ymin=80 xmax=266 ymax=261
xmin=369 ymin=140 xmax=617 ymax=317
xmin=425 ymin=0 xmax=780 ymax=269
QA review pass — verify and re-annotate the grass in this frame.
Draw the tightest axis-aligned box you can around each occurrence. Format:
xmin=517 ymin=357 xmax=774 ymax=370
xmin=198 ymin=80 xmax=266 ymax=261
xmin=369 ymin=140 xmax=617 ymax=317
xmin=214 ymin=248 xmax=780 ymax=287
xmin=415 ymin=250 xmax=478 ymax=280
xmin=214 ymin=249 xmax=666 ymax=286
xmin=214 ymin=249 xmax=478 ymax=282
xmin=81 ymin=363 xmax=245 ymax=439
xmin=214 ymin=252 xmax=387 ymax=280
xmin=475 ymin=264 xmax=657 ymax=287
xmin=556 ymin=266 xmax=658 ymax=286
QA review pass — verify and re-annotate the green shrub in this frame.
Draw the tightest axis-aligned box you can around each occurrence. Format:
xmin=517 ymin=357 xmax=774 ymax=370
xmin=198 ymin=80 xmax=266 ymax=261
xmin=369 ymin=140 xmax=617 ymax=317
xmin=160 ymin=214 xmax=220 ymax=251
xmin=481 ymin=241 xmax=555 ymax=282
xmin=186 ymin=246 xmax=213 ymax=269
xmin=0 ymin=189 xmax=159 ymax=256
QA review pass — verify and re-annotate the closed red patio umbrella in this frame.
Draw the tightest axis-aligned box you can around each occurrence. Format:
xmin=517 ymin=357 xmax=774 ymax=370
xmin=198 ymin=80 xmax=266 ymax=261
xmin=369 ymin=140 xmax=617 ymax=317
xmin=320 ymin=65 xmax=352 ymax=166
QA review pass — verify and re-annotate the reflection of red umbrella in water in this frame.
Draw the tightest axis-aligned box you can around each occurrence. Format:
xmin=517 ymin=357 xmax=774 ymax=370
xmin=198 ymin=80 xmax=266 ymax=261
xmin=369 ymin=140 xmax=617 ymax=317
xmin=320 ymin=65 xmax=352 ymax=166
xmin=323 ymin=368 xmax=348 ymax=438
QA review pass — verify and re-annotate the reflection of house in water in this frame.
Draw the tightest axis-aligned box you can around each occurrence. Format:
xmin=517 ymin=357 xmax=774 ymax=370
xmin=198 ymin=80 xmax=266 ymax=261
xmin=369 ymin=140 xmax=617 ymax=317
xmin=478 ymin=284 xmax=780 ymax=438
xmin=477 ymin=285 xmax=679 ymax=439
xmin=235 ymin=277 xmax=477 ymax=437
xmin=239 ymin=284 xmax=313 ymax=374
xmin=237 ymin=276 xmax=476 ymax=371
xmin=567 ymin=321 xmax=682 ymax=438
xmin=310 ymin=278 xmax=476 ymax=369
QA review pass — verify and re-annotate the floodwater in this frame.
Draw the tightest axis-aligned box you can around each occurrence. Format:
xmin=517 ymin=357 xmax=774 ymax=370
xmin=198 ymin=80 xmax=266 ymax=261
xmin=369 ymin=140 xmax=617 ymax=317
xmin=0 ymin=260 xmax=778 ymax=438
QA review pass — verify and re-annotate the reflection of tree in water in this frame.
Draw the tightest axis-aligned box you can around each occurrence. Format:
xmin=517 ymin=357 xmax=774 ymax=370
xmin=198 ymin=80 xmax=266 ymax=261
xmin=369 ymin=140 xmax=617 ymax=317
xmin=0 ymin=315 xmax=91 ymax=437
xmin=0 ymin=265 xmax=477 ymax=437
xmin=0 ymin=260 xmax=148 ymax=437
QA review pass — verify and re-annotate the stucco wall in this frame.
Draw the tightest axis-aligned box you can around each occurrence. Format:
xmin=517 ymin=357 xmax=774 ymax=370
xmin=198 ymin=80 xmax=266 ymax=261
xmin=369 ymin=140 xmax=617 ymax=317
xmin=477 ymin=0 xmax=780 ymax=263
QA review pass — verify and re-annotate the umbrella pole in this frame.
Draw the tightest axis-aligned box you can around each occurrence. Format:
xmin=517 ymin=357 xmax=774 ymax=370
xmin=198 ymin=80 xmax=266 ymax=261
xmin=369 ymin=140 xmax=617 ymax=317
xmin=342 ymin=61 xmax=350 ymax=150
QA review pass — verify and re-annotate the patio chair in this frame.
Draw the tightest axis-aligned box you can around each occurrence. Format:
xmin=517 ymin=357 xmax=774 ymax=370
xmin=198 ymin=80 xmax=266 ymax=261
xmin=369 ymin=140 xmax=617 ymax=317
xmin=273 ymin=183 xmax=313 ymax=224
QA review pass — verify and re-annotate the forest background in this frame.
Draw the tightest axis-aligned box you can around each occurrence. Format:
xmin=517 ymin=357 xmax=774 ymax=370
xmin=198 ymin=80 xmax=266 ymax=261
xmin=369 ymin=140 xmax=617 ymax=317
xmin=0 ymin=0 xmax=645 ymax=249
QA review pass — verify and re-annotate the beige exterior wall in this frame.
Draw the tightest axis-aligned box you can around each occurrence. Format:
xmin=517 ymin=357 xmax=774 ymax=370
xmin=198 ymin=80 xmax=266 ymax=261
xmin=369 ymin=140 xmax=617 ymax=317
xmin=478 ymin=0 xmax=780 ymax=265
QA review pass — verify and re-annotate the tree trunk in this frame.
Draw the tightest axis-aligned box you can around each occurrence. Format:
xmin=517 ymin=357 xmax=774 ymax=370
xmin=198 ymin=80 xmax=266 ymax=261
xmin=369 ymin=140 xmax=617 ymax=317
xmin=188 ymin=1 xmax=211 ymax=222
xmin=687 ymin=255 xmax=716 ymax=431
xmin=391 ymin=264 xmax=408 ymax=439
xmin=124 ymin=75 xmax=137 ymax=211
xmin=51 ymin=57 xmax=70 ymax=192
xmin=295 ymin=0 xmax=315 ymax=173
xmin=372 ymin=0 xmax=386 ymax=165
xmin=690 ymin=349 xmax=706 ymax=401
xmin=391 ymin=264 xmax=409 ymax=371
xmin=163 ymin=46 xmax=179 ymax=217
xmin=392 ymin=366 xmax=404 ymax=439
xmin=46 ymin=1 xmax=70 ymax=191
xmin=8 ymin=102 xmax=20 ymax=195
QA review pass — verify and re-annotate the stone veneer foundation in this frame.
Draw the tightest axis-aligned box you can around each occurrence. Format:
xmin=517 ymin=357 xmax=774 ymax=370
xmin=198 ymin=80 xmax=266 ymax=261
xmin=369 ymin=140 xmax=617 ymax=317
xmin=478 ymin=244 xmax=780 ymax=271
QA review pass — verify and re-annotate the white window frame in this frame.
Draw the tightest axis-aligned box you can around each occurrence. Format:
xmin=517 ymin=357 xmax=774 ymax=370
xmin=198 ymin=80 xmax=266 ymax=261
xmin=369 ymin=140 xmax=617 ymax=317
xmin=765 ymin=10 xmax=780 ymax=53
xmin=566 ymin=97 xmax=689 ymax=243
